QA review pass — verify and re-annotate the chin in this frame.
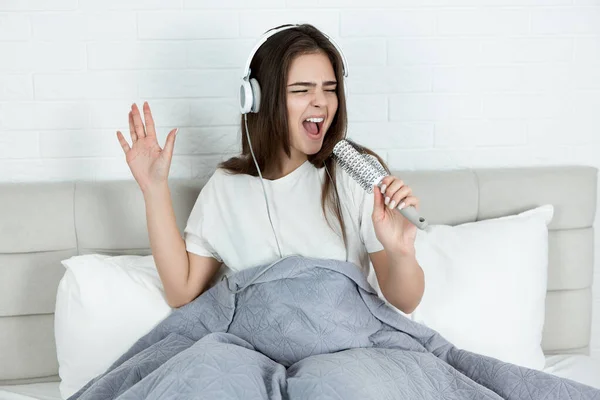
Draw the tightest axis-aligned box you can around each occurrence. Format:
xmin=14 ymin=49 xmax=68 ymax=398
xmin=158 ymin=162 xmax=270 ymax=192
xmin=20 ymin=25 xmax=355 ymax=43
xmin=302 ymin=139 xmax=325 ymax=155
xmin=304 ymin=147 xmax=322 ymax=156
xmin=292 ymin=134 xmax=325 ymax=156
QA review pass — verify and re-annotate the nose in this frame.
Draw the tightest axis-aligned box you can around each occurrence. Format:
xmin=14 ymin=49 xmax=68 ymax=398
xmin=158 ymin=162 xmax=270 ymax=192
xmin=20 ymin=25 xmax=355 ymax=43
xmin=311 ymin=87 xmax=328 ymax=108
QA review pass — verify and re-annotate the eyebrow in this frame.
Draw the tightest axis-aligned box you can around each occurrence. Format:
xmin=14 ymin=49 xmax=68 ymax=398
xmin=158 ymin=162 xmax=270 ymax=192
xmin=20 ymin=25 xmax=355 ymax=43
xmin=287 ymin=81 xmax=338 ymax=87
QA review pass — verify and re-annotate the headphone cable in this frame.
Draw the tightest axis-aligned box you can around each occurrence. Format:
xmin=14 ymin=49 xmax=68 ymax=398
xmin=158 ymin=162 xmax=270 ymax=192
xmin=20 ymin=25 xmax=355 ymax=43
xmin=244 ymin=114 xmax=284 ymax=259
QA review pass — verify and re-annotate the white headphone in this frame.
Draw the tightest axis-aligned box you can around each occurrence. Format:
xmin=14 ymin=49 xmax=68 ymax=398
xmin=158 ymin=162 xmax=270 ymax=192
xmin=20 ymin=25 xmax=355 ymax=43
xmin=239 ymin=24 xmax=349 ymax=114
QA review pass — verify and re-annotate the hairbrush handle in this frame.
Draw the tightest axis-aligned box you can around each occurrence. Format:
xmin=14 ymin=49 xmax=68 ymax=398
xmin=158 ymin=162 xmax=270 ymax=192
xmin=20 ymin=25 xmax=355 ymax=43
xmin=397 ymin=203 xmax=429 ymax=230
xmin=375 ymin=178 xmax=429 ymax=230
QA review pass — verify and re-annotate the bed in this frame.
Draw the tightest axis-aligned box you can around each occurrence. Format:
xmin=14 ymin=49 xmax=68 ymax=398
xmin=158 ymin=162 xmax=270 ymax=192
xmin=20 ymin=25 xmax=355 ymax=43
xmin=0 ymin=165 xmax=598 ymax=399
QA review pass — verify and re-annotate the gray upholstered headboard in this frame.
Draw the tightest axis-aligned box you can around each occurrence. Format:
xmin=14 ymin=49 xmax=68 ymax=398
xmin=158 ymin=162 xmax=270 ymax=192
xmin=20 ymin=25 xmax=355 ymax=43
xmin=0 ymin=165 xmax=596 ymax=385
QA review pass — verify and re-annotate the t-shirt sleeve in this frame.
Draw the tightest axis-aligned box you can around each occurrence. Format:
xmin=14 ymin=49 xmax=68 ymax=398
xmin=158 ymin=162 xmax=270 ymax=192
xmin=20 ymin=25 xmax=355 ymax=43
xmin=339 ymin=164 xmax=385 ymax=254
xmin=183 ymin=172 xmax=223 ymax=263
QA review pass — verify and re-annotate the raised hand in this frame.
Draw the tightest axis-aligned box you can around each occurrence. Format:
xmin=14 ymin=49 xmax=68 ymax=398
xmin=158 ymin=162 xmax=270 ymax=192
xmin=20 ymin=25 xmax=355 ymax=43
xmin=116 ymin=102 xmax=178 ymax=194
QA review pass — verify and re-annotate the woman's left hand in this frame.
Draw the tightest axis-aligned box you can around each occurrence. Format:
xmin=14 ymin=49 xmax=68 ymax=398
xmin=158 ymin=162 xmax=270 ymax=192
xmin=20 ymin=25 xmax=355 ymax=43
xmin=372 ymin=175 xmax=419 ymax=257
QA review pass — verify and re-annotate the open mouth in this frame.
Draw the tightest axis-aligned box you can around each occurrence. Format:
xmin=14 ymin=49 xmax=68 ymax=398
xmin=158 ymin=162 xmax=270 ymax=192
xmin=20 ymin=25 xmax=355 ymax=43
xmin=302 ymin=117 xmax=325 ymax=138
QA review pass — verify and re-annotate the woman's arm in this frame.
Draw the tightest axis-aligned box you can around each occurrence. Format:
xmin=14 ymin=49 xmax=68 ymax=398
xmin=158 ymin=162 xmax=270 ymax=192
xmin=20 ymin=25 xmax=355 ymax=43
xmin=369 ymin=249 xmax=424 ymax=314
xmin=368 ymin=175 xmax=425 ymax=314
xmin=144 ymin=184 xmax=221 ymax=308
xmin=116 ymin=101 xmax=221 ymax=309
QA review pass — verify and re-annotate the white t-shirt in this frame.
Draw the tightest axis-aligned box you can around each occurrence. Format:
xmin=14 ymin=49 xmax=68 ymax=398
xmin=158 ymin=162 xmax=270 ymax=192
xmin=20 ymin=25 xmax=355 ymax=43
xmin=183 ymin=159 xmax=384 ymax=279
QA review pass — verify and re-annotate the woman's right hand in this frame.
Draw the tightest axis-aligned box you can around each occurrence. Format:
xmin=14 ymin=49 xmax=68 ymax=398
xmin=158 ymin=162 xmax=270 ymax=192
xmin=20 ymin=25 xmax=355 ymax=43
xmin=116 ymin=102 xmax=178 ymax=194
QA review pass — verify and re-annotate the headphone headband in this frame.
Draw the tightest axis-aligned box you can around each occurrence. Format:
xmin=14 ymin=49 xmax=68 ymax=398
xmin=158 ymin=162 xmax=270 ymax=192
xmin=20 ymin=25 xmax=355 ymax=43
xmin=241 ymin=24 xmax=349 ymax=81
xmin=239 ymin=24 xmax=348 ymax=114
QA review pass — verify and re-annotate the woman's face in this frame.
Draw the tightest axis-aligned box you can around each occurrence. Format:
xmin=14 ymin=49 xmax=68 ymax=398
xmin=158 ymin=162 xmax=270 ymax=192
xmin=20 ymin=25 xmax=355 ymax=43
xmin=286 ymin=52 xmax=339 ymax=160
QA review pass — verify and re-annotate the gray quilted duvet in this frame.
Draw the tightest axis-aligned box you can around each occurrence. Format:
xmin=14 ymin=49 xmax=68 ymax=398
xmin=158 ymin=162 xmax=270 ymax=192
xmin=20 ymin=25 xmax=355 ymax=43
xmin=68 ymin=256 xmax=600 ymax=399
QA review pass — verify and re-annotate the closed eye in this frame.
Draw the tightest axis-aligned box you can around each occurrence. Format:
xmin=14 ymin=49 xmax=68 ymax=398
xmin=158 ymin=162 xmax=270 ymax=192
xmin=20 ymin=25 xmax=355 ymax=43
xmin=290 ymin=89 xmax=337 ymax=93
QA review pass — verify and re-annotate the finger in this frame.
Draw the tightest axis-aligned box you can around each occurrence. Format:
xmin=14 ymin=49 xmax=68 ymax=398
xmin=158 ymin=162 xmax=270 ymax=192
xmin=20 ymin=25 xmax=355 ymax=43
xmin=162 ymin=128 xmax=178 ymax=159
xmin=396 ymin=195 xmax=418 ymax=211
xmin=385 ymin=178 xmax=405 ymax=196
xmin=389 ymin=186 xmax=412 ymax=210
xmin=116 ymin=131 xmax=131 ymax=154
xmin=131 ymin=103 xmax=146 ymax=138
xmin=128 ymin=111 xmax=137 ymax=144
xmin=372 ymin=184 xmax=386 ymax=220
xmin=379 ymin=176 xmax=395 ymax=195
xmin=143 ymin=101 xmax=157 ymax=138
xmin=382 ymin=179 xmax=405 ymax=206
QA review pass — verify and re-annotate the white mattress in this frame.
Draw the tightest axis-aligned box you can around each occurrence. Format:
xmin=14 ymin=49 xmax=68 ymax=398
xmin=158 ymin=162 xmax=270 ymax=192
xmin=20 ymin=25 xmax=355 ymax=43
xmin=543 ymin=354 xmax=600 ymax=389
xmin=0 ymin=355 xmax=598 ymax=399
xmin=0 ymin=382 xmax=62 ymax=400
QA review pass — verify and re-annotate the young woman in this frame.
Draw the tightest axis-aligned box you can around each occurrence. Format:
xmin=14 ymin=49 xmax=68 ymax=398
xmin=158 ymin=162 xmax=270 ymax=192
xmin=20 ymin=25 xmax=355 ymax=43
xmin=116 ymin=24 xmax=424 ymax=314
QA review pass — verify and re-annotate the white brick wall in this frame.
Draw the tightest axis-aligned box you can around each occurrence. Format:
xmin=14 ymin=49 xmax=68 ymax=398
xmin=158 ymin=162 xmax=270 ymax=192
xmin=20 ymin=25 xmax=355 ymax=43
xmin=1 ymin=1 xmax=599 ymax=360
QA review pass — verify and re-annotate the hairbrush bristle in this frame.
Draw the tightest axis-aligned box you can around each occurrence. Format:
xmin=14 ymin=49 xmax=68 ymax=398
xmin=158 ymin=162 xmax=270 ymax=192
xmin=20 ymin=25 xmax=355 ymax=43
xmin=363 ymin=154 xmax=388 ymax=178
xmin=332 ymin=140 xmax=384 ymax=193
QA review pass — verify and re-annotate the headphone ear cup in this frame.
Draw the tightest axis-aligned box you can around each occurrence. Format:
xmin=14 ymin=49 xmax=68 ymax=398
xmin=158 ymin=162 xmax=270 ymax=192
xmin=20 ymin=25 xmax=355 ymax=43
xmin=249 ymin=78 xmax=261 ymax=113
xmin=240 ymin=78 xmax=254 ymax=114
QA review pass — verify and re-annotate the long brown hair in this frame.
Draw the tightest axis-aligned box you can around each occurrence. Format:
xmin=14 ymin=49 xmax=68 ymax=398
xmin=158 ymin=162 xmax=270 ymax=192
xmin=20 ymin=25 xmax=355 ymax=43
xmin=219 ymin=24 xmax=389 ymax=250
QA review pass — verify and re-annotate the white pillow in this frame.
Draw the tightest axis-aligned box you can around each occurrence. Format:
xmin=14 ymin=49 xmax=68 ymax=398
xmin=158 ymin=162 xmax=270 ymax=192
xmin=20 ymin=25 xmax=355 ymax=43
xmin=368 ymin=204 xmax=553 ymax=371
xmin=54 ymin=254 xmax=172 ymax=399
